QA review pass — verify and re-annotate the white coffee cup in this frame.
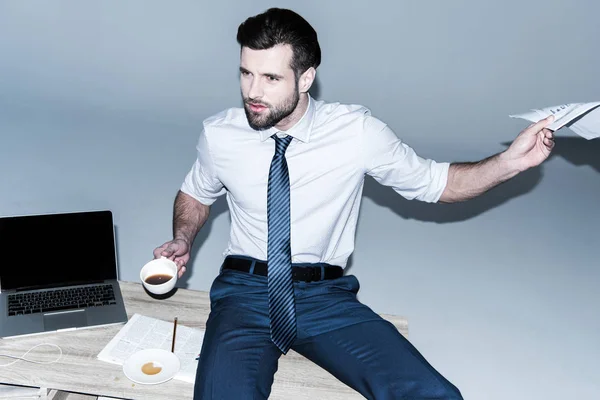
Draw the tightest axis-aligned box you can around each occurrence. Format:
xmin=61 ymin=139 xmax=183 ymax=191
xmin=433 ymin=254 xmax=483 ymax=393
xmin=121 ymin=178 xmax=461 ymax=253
xmin=140 ymin=256 xmax=178 ymax=295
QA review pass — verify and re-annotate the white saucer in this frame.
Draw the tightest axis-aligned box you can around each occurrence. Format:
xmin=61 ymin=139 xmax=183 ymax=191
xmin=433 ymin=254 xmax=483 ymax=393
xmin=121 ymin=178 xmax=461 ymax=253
xmin=122 ymin=348 xmax=181 ymax=385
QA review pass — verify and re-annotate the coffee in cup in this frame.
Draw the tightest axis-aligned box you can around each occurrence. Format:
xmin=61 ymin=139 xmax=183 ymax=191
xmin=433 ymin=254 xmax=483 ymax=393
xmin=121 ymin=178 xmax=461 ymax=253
xmin=140 ymin=257 xmax=178 ymax=295
xmin=144 ymin=274 xmax=173 ymax=285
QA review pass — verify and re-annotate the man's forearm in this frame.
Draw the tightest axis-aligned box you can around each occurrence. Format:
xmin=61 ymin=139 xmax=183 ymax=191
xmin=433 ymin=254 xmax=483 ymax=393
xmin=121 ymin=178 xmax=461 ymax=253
xmin=439 ymin=152 xmax=522 ymax=203
xmin=172 ymin=190 xmax=210 ymax=245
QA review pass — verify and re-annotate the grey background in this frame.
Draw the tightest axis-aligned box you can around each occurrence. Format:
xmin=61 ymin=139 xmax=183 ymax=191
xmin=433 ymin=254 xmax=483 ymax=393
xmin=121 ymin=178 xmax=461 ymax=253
xmin=1 ymin=1 xmax=599 ymax=398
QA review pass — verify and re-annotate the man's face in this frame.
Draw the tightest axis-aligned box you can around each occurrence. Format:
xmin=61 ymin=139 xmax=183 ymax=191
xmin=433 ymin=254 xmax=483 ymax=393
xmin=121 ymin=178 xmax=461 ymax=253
xmin=240 ymin=45 xmax=299 ymax=131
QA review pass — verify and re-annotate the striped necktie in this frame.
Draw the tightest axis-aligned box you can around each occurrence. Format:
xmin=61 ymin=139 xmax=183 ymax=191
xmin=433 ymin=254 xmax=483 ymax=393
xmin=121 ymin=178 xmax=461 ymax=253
xmin=267 ymin=134 xmax=296 ymax=354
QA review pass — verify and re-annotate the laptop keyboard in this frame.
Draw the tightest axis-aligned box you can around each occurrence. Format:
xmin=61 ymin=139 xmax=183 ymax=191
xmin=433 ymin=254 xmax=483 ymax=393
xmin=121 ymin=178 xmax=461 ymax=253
xmin=7 ymin=284 xmax=116 ymax=316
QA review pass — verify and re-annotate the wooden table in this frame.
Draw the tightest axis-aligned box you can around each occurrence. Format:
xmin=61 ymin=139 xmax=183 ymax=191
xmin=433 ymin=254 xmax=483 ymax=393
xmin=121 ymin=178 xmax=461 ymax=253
xmin=0 ymin=281 xmax=408 ymax=399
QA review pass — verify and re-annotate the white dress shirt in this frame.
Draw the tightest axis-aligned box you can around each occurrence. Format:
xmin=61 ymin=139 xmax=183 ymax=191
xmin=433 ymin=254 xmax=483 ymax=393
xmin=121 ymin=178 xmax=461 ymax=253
xmin=181 ymin=95 xmax=449 ymax=268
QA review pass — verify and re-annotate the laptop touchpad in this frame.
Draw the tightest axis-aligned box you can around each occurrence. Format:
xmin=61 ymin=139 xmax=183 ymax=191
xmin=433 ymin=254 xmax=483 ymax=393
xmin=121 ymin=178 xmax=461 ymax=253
xmin=43 ymin=310 xmax=87 ymax=331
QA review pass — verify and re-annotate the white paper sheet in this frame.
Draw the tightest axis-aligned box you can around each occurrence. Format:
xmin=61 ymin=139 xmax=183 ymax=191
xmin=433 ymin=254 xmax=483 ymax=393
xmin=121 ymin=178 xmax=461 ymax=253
xmin=97 ymin=313 xmax=205 ymax=383
xmin=509 ymin=102 xmax=600 ymax=140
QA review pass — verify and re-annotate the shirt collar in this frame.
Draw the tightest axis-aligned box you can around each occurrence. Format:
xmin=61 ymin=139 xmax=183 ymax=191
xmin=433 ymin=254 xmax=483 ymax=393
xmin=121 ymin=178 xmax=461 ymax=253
xmin=258 ymin=94 xmax=315 ymax=143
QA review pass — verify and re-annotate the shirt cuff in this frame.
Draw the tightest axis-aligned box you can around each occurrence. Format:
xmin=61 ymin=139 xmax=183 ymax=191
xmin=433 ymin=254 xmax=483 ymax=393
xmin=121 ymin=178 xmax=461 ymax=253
xmin=427 ymin=161 xmax=450 ymax=203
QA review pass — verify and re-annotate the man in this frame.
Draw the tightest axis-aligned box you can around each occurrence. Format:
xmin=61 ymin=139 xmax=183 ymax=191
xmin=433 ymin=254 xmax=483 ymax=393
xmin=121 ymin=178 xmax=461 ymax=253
xmin=154 ymin=8 xmax=554 ymax=400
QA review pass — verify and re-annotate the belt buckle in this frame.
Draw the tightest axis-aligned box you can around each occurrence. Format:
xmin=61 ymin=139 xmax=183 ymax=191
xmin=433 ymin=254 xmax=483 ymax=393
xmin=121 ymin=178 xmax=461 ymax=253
xmin=308 ymin=267 xmax=322 ymax=282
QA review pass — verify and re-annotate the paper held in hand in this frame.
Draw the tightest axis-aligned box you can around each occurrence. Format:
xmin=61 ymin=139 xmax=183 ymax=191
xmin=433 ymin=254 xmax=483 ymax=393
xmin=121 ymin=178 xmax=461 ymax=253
xmin=509 ymin=102 xmax=600 ymax=140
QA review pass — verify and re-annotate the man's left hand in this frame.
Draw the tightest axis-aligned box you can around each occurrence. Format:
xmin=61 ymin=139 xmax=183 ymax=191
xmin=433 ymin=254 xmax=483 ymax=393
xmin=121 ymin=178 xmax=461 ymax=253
xmin=503 ymin=115 xmax=556 ymax=171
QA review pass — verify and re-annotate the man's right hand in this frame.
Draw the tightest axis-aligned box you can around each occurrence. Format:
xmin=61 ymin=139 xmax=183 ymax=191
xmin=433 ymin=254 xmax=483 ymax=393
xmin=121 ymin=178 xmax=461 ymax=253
xmin=153 ymin=238 xmax=191 ymax=278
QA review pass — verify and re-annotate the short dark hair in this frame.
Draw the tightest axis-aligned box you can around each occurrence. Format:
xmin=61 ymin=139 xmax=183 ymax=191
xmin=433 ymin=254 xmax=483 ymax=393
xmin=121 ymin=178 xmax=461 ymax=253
xmin=237 ymin=8 xmax=321 ymax=78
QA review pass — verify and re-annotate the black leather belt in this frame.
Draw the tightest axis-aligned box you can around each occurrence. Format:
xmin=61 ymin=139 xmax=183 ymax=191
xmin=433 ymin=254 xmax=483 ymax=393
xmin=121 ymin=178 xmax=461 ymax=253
xmin=222 ymin=256 xmax=343 ymax=282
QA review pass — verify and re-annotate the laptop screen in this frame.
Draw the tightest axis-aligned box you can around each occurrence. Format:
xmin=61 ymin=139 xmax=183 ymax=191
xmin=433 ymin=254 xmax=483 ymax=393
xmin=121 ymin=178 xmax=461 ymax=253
xmin=0 ymin=210 xmax=118 ymax=291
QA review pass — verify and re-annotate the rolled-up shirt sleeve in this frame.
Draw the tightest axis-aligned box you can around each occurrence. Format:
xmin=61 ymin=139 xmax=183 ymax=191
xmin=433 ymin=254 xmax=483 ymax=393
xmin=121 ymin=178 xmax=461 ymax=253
xmin=362 ymin=116 xmax=449 ymax=203
xmin=180 ymin=129 xmax=225 ymax=206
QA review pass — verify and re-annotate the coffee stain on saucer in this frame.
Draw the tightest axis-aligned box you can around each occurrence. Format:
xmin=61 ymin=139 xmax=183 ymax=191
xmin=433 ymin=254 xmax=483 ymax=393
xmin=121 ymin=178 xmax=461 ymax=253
xmin=141 ymin=361 xmax=162 ymax=375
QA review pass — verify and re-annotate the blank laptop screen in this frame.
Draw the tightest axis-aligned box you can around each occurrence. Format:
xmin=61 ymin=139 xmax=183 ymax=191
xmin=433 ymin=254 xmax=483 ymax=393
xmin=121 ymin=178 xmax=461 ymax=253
xmin=0 ymin=210 xmax=118 ymax=291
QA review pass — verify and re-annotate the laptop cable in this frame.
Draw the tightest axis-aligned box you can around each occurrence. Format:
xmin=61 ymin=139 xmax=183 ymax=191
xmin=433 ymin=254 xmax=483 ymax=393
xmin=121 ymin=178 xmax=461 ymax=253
xmin=0 ymin=343 xmax=62 ymax=367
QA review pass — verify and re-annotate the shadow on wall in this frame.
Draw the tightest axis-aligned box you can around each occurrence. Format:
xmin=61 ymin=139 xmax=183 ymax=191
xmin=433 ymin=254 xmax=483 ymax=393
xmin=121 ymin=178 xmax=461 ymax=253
xmin=346 ymin=136 xmax=600 ymax=272
xmin=501 ymin=136 xmax=600 ymax=173
xmin=362 ymin=165 xmax=542 ymax=225
xmin=345 ymin=166 xmax=542 ymax=272
xmin=545 ymin=136 xmax=600 ymax=173
xmin=364 ymin=136 xmax=600 ymax=226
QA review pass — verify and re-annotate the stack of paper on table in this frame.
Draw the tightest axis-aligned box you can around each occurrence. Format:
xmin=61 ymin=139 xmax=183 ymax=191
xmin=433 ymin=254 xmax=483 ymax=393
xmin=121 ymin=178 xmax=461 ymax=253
xmin=97 ymin=313 xmax=205 ymax=383
xmin=510 ymin=102 xmax=600 ymax=140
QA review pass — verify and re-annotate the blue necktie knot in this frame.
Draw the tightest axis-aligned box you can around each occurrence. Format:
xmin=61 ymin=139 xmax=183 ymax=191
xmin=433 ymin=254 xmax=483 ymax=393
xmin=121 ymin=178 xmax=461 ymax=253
xmin=272 ymin=134 xmax=293 ymax=156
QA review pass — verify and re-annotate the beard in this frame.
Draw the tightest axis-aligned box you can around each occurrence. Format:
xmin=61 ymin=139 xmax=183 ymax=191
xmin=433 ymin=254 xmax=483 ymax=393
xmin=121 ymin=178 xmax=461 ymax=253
xmin=243 ymin=85 xmax=300 ymax=131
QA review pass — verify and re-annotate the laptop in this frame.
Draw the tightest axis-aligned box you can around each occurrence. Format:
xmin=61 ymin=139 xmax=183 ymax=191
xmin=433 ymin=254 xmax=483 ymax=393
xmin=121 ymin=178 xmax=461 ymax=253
xmin=0 ymin=210 xmax=128 ymax=338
